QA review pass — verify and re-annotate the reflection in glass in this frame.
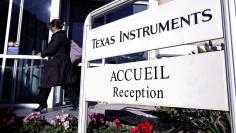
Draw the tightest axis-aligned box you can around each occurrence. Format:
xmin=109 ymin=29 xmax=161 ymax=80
xmin=105 ymin=4 xmax=148 ymax=63
xmin=0 ymin=0 xmax=9 ymax=54
xmin=62 ymin=0 xmax=105 ymax=47
xmin=1 ymin=59 xmax=45 ymax=103
xmin=19 ymin=0 xmax=51 ymax=55
xmin=7 ymin=0 xmax=21 ymax=55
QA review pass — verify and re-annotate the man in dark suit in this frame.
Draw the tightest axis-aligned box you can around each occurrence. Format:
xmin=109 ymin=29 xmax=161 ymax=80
xmin=33 ymin=19 xmax=79 ymax=112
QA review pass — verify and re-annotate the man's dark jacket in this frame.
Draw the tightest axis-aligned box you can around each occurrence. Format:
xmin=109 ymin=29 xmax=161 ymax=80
xmin=41 ymin=30 xmax=75 ymax=88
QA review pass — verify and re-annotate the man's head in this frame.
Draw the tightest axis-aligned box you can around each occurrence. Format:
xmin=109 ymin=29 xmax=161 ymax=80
xmin=49 ymin=19 xmax=64 ymax=33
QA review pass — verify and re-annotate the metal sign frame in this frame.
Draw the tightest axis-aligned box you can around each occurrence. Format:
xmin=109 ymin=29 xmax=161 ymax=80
xmin=220 ymin=0 xmax=236 ymax=132
xmin=78 ymin=0 xmax=236 ymax=132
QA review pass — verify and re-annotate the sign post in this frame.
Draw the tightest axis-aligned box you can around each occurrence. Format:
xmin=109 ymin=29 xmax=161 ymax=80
xmin=220 ymin=0 xmax=236 ymax=132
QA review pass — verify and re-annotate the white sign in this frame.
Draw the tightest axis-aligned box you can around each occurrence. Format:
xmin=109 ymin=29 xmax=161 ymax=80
xmin=85 ymin=51 xmax=228 ymax=111
xmin=86 ymin=0 xmax=223 ymax=60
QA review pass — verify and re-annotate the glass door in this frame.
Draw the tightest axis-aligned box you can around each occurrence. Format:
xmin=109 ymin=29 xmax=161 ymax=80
xmin=0 ymin=0 xmax=9 ymax=99
xmin=0 ymin=0 xmax=58 ymax=105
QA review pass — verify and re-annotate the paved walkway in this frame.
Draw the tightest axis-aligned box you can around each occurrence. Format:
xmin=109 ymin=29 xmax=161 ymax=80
xmin=16 ymin=103 xmax=158 ymax=124
xmin=16 ymin=104 xmax=79 ymax=123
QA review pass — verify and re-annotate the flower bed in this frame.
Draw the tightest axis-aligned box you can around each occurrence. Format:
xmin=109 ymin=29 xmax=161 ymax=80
xmin=0 ymin=107 xmax=231 ymax=133
xmin=0 ymin=108 xmax=155 ymax=133
xmin=0 ymin=108 xmax=78 ymax=133
xmin=20 ymin=111 xmax=78 ymax=133
xmin=87 ymin=112 xmax=154 ymax=133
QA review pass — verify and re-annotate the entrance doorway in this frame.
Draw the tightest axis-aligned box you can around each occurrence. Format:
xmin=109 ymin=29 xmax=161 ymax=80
xmin=0 ymin=0 xmax=52 ymax=106
xmin=59 ymin=0 xmax=148 ymax=105
xmin=59 ymin=0 xmax=108 ymax=106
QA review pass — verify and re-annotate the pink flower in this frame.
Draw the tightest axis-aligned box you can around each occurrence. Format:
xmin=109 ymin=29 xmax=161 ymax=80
xmin=9 ymin=119 xmax=14 ymax=124
xmin=23 ymin=112 xmax=41 ymax=123
xmin=88 ymin=112 xmax=97 ymax=120
xmin=98 ymin=114 xmax=105 ymax=124
xmin=113 ymin=118 xmax=121 ymax=128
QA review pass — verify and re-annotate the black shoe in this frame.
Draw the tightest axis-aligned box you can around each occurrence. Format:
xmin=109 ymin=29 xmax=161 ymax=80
xmin=70 ymin=101 xmax=79 ymax=111
xmin=32 ymin=105 xmax=48 ymax=112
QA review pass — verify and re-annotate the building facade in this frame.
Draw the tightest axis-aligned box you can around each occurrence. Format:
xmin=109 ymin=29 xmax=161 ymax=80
xmin=0 ymin=0 xmax=153 ymax=107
